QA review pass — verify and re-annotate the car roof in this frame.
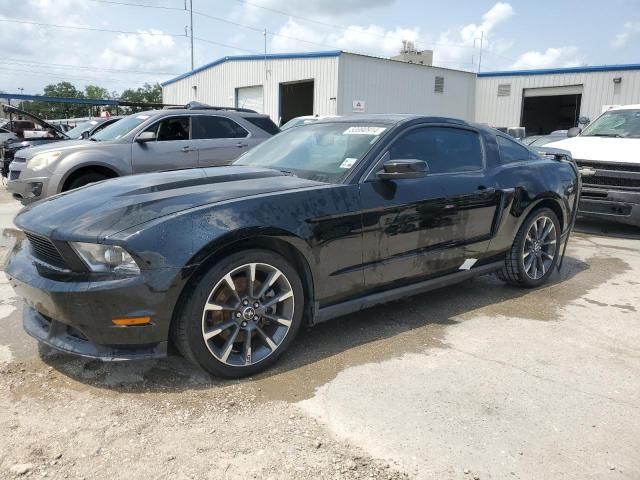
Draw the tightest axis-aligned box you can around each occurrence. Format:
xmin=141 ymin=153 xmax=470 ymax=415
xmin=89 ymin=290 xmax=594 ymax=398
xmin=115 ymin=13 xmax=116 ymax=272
xmin=317 ymin=114 xmax=490 ymax=131
xmin=609 ymin=104 xmax=640 ymax=111
xmin=140 ymin=109 xmax=270 ymax=118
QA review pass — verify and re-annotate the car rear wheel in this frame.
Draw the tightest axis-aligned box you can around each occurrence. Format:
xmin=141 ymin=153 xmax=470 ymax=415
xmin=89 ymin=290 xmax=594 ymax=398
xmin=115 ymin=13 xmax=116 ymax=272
xmin=498 ymin=208 xmax=560 ymax=288
xmin=172 ymin=249 xmax=304 ymax=378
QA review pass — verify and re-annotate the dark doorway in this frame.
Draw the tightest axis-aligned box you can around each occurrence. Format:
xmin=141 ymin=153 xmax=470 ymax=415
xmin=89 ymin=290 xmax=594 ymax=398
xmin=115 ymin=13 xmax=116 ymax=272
xmin=279 ymin=80 xmax=314 ymax=125
xmin=521 ymin=94 xmax=582 ymax=135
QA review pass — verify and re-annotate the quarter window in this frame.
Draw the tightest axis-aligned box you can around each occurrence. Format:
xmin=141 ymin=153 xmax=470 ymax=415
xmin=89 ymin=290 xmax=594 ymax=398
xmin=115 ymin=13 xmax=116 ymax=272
xmin=388 ymin=127 xmax=483 ymax=174
xmin=497 ymin=135 xmax=530 ymax=164
xmin=192 ymin=116 xmax=249 ymax=139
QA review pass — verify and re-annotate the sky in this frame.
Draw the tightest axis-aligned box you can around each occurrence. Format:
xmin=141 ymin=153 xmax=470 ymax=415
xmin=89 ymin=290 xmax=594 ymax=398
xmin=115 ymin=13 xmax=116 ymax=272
xmin=0 ymin=0 xmax=639 ymax=95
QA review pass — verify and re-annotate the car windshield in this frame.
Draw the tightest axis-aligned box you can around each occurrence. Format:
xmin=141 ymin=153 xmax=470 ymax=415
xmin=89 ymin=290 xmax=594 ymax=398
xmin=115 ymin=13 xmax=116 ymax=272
xmin=581 ymin=109 xmax=640 ymax=138
xmin=281 ymin=117 xmax=315 ymax=130
xmin=91 ymin=113 xmax=151 ymax=141
xmin=65 ymin=121 xmax=98 ymax=139
xmin=235 ymin=122 xmax=388 ymax=183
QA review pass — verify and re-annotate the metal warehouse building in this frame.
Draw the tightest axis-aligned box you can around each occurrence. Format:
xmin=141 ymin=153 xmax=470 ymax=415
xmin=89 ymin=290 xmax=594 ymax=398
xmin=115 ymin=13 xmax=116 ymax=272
xmin=161 ymin=50 xmax=477 ymax=125
xmin=475 ymin=64 xmax=640 ymax=135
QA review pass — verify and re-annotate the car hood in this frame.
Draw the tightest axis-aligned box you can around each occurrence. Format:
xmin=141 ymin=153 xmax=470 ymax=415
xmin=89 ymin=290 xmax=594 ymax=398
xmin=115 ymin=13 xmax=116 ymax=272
xmin=545 ymin=137 xmax=640 ymax=163
xmin=16 ymin=139 xmax=104 ymax=158
xmin=3 ymin=137 xmax=68 ymax=153
xmin=14 ymin=166 xmax=326 ymax=241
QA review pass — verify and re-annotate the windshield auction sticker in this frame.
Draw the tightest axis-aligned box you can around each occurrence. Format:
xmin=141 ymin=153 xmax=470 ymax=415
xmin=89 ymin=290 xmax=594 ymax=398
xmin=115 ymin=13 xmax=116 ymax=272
xmin=343 ymin=126 xmax=386 ymax=135
xmin=339 ymin=158 xmax=358 ymax=169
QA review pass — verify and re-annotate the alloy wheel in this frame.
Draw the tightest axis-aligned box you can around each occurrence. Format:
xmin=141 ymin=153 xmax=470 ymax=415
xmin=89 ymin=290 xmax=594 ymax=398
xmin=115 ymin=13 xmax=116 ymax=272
xmin=522 ymin=215 xmax=557 ymax=280
xmin=201 ymin=262 xmax=295 ymax=367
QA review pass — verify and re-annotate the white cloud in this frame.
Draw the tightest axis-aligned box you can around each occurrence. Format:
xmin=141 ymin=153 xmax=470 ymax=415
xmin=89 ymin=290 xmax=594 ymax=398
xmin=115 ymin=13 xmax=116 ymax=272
xmin=433 ymin=2 xmax=514 ymax=70
xmin=510 ymin=46 xmax=583 ymax=70
xmin=98 ymin=29 xmax=187 ymax=73
xmin=612 ymin=21 xmax=640 ymax=48
xmin=270 ymin=18 xmax=419 ymax=57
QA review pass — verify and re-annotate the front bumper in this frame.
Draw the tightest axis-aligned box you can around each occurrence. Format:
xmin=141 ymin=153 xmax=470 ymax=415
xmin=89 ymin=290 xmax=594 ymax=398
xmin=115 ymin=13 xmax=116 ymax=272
xmin=578 ymin=187 xmax=640 ymax=226
xmin=5 ymin=240 xmax=182 ymax=361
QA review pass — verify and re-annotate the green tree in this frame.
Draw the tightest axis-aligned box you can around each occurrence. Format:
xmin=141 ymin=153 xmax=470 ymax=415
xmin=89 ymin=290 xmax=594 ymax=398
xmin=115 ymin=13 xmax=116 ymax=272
xmin=84 ymin=85 xmax=111 ymax=116
xmin=119 ymin=83 xmax=162 ymax=113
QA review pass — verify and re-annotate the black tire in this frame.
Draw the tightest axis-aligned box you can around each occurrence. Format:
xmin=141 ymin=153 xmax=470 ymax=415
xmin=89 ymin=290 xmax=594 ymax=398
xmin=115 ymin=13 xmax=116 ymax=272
xmin=172 ymin=249 xmax=305 ymax=378
xmin=498 ymin=207 xmax=561 ymax=288
xmin=65 ymin=172 xmax=109 ymax=191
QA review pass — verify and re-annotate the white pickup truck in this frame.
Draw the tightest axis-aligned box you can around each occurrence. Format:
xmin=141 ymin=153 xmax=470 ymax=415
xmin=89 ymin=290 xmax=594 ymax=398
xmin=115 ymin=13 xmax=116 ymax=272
xmin=547 ymin=104 xmax=640 ymax=227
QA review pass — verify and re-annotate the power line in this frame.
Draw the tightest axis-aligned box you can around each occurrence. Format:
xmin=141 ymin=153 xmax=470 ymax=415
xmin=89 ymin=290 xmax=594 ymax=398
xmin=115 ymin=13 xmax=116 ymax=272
xmin=0 ymin=18 xmax=186 ymax=37
xmin=192 ymin=36 xmax=261 ymax=54
xmin=231 ymin=0 xmax=476 ymax=51
xmin=0 ymin=57 xmax=180 ymax=76
xmin=0 ymin=66 xmax=139 ymax=85
xmin=88 ymin=0 xmax=184 ymax=11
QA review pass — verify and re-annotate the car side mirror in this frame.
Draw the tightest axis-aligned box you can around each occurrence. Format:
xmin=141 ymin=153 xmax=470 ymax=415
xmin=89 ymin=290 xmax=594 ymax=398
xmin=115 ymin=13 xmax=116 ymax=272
xmin=136 ymin=131 xmax=157 ymax=143
xmin=567 ymin=127 xmax=580 ymax=138
xmin=81 ymin=131 xmax=90 ymax=139
xmin=377 ymin=159 xmax=428 ymax=180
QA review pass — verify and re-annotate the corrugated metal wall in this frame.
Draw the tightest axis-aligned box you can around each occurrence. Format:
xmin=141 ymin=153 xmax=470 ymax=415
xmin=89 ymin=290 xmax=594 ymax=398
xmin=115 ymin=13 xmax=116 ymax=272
xmin=338 ymin=53 xmax=476 ymax=120
xmin=162 ymin=56 xmax=339 ymax=123
xmin=476 ymin=69 xmax=640 ymax=127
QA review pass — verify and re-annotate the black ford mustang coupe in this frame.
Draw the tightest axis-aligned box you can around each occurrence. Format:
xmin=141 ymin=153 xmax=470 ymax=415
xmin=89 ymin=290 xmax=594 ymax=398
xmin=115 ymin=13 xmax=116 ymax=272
xmin=6 ymin=115 xmax=580 ymax=378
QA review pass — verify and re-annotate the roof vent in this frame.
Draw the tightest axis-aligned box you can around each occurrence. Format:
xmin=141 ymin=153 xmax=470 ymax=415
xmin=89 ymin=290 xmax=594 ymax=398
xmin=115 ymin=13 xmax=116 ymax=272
xmin=434 ymin=76 xmax=445 ymax=94
xmin=497 ymin=84 xmax=511 ymax=97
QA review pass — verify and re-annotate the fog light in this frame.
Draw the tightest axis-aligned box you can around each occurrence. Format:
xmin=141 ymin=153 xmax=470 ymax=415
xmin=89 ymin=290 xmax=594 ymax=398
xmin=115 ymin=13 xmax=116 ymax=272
xmin=30 ymin=182 xmax=43 ymax=197
xmin=112 ymin=316 xmax=152 ymax=326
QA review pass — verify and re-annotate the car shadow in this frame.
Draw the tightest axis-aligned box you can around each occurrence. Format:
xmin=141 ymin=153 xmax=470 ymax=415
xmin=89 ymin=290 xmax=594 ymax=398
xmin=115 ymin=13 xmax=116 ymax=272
xmin=38 ymin=254 xmax=600 ymax=398
xmin=575 ymin=218 xmax=640 ymax=240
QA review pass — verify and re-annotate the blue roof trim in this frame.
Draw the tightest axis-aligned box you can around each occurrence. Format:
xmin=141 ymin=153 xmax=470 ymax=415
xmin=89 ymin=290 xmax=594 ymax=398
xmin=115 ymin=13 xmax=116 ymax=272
xmin=479 ymin=63 xmax=640 ymax=77
xmin=161 ymin=50 xmax=342 ymax=87
xmin=0 ymin=93 xmax=117 ymax=105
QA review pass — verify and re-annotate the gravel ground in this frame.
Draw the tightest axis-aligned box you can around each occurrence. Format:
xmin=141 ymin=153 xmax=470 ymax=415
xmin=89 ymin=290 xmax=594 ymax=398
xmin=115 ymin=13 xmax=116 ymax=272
xmin=0 ymin=186 xmax=638 ymax=479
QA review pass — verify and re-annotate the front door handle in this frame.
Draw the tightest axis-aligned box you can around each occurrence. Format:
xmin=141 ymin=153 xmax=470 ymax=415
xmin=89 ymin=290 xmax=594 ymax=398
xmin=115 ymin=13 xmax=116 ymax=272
xmin=182 ymin=146 xmax=195 ymax=152
xmin=236 ymin=142 xmax=249 ymax=148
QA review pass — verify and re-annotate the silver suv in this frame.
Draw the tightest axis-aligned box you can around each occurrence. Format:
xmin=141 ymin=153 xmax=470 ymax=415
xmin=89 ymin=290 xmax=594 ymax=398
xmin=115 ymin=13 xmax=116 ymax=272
xmin=7 ymin=104 xmax=280 ymax=204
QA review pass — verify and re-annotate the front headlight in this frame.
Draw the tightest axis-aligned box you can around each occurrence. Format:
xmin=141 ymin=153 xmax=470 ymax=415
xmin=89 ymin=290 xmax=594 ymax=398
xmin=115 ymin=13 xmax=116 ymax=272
xmin=70 ymin=242 xmax=140 ymax=275
xmin=27 ymin=151 xmax=62 ymax=171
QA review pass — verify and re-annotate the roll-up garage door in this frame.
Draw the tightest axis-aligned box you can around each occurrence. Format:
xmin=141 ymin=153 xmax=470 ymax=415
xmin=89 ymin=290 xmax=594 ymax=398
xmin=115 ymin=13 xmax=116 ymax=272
xmin=236 ymin=86 xmax=263 ymax=113
xmin=523 ymin=85 xmax=583 ymax=97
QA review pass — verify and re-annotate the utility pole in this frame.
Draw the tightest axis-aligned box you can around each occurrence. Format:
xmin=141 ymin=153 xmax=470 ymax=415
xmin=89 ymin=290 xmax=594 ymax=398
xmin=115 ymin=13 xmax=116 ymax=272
xmin=477 ymin=30 xmax=484 ymax=73
xmin=188 ymin=0 xmax=194 ymax=70
xmin=263 ymin=29 xmax=267 ymax=113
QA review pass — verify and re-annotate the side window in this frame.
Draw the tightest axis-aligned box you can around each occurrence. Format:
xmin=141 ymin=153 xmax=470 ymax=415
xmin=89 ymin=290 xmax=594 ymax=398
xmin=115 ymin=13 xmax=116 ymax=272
xmin=388 ymin=126 xmax=483 ymax=174
xmin=192 ymin=116 xmax=249 ymax=139
xmin=497 ymin=135 xmax=530 ymax=164
xmin=152 ymin=117 xmax=190 ymax=141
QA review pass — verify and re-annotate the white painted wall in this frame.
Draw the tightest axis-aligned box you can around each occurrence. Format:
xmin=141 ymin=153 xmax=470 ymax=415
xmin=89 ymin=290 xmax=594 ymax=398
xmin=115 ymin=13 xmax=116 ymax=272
xmin=337 ymin=53 xmax=476 ymax=120
xmin=476 ymin=69 xmax=640 ymax=127
xmin=162 ymin=55 xmax=339 ymax=123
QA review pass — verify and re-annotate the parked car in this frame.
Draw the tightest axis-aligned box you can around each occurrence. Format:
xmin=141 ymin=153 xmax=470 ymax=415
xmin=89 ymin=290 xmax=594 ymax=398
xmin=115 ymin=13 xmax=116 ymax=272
xmin=1 ymin=105 xmax=69 ymax=178
xmin=0 ymin=127 xmax=17 ymax=143
xmin=5 ymin=115 xmax=580 ymax=378
xmin=546 ymin=104 xmax=640 ymax=226
xmin=523 ymin=130 xmax=568 ymax=146
xmin=63 ymin=117 xmax=122 ymax=140
xmin=6 ymin=104 xmax=279 ymax=203
xmin=280 ymin=115 xmax=339 ymax=130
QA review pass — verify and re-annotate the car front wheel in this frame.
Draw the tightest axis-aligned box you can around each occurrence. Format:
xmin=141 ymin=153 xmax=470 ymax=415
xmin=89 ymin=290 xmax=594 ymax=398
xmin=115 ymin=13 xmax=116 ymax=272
xmin=498 ymin=207 xmax=561 ymax=288
xmin=172 ymin=249 xmax=304 ymax=378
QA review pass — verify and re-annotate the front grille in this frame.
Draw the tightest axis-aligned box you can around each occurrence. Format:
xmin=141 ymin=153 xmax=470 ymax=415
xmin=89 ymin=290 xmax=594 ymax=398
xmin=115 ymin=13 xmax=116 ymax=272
xmin=9 ymin=170 xmax=19 ymax=180
xmin=24 ymin=232 xmax=69 ymax=270
xmin=13 ymin=156 xmax=26 ymax=163
xmin=583 ymin=175 xmax=640 ymax=189
xmin=576 ymin=160 xmax=640 ymax=190
xmin=575 ymin=160 xmax=640 ymax=173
